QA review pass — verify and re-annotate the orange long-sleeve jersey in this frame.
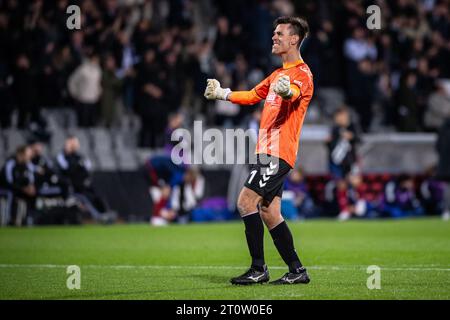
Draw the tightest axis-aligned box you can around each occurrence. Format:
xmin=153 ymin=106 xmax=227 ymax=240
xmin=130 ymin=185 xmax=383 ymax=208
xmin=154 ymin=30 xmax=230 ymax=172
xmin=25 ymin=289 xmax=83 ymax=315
xmin=228 ymin=59 xmax=314 ymax=168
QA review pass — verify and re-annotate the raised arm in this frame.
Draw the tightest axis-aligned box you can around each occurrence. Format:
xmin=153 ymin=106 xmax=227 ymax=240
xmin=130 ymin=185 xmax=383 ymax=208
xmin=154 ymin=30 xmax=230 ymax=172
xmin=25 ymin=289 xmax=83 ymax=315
xmin=228 ymin=90 xmax=262 ymax=105
xmin=203 ymin=79 xmax=262 ymax=105
xmin=204 ymin=74 xmax=300 ymax=105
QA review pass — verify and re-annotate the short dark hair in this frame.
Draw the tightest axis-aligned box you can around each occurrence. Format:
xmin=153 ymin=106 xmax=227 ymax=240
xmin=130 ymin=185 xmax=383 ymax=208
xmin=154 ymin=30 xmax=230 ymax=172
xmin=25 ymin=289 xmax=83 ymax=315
xmin=66 ymin=134 xmax=77 ymax=140
xmin=274 ymin=16 xmax=309 ymax=46
xmin=334 ymin=105 xmax=350 ymax=116
xmin=16 ymin=145 xmax=29 ymax=156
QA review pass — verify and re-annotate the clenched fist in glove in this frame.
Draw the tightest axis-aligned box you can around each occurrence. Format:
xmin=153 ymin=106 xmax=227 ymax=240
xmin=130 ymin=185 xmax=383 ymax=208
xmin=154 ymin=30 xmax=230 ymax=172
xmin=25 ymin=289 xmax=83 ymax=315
xmin=273 ymin=75 xmax=293 ymax=99
xmin=204 ymin=79 xmax=231 ymax=101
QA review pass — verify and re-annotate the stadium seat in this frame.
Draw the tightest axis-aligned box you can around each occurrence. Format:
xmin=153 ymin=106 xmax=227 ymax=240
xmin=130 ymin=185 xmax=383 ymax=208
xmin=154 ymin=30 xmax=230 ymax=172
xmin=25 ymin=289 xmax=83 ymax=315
xmin=91 ymin=128 xmax=113 ymax=152
xmin=0 ymin=189 xmax=12 ymax=226
xmin=4 ymin=129 xmax=26 ymax=155
xmin=95 ymin=151 xmax=118 ymax=171
xmin=42 ymin=108 xmax=77 ymax=130
xmin=112 ymin=130 xmax=136 ymax=151
xmin=372 ymin=182 xmax=384 ymax=193
xmin=117 ymin=153 xmax=139 ymax=171
xmin=0 ymin=134 xmax=5 ymax=163
xmin=69 ymin=129 xmax=91 ymax=155
xmin=50 ymin=128 xmax=67 ymax=155
xmin=381 ymin=173 xmax=393 ymax=183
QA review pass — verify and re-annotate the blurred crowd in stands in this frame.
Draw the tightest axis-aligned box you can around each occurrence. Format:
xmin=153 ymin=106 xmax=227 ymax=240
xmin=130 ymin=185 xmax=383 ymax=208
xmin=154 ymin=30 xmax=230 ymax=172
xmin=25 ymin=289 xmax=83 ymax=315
xmin=0 ymin=136 xmax=117 ymax=226
xmin=1 ymin=0 xmax=450 ymax=225
xmin=1 ymin=112 xmax=449 ymax=226
xmin=145 ymin=106 xmax=450 ymax=224
xmin=1 ymin=0 xmax=450 ymax=141
xmin=320 ymin=106 xmax=450 ymax=221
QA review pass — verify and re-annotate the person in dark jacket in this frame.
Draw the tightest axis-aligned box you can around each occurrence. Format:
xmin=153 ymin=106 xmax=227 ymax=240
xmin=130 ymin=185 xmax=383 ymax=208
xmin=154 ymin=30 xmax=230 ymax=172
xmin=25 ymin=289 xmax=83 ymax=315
xmin=420 ymin=166 xmax=446 ymax=216
xmin=55 ymin=135 xmax=115 ymax=223
xmin=12 ymin=53 xmax=39 ymax=128
xmin=100 ymin=54 xmax=122 ymax=128
xmin=281 ymin=167 xmax=318 ymax=220
xmin=395 ymin=72 xmax=420 ymax=132
xmin=327 ymin=106 xmax=360 ymax=178
xmin=382 ymin=175 xmax=424 ymax=218
xmin=0 ymin=60 xmax=13 ymax=128
xmin=27 ymin=140 xmax=82 ymax=225
xmin=56 ymin=136 xmax=92 ymax=193
xmin=0 ymin=145 xmax=36 ymax=226
xmin=29 ymin=140 xmax=69 ymax=199
xmin=436 ymin=118 xmax=450 ymax=220
xmin=135 ymin=48 xmax=167 ymax=148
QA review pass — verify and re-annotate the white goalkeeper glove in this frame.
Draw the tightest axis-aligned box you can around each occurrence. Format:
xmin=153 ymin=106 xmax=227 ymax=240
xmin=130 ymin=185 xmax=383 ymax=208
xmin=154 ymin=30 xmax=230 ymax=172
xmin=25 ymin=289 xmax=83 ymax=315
xmin=274 ymin=75 xmax=293 ymax=99
xmin=204 ymin=79 xmax=231 ymax=101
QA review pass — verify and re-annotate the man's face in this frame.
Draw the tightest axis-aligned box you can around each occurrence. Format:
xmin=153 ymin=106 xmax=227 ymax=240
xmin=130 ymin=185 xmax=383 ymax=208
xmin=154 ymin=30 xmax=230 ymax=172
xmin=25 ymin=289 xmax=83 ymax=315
xmin=335 ymin=111 xmax=350 ymax=127
xmin=17 ymin=147 xmax=32 ymax=164
xmin=24 ymin=147 xmax=33 ymax=162
xmin=272 ymin=24 xmax=298 ymax=55
xmin=31 ymin=143 xmax=43 ymax=157
xmin=65 ymin=138 xmax=80 ymax=153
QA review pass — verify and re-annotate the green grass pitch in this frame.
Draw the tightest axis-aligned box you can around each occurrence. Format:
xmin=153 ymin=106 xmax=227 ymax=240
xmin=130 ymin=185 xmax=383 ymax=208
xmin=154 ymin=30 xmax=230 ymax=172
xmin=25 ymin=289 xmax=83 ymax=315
xmin=0 ymin=218 xmax=449 ymax=300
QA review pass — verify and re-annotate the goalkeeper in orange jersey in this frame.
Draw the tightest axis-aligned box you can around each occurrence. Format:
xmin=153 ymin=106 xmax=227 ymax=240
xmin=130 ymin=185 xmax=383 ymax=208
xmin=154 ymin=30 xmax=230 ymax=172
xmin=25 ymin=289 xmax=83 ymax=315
xmin=204 ymin=16 xmax=314 ymax=285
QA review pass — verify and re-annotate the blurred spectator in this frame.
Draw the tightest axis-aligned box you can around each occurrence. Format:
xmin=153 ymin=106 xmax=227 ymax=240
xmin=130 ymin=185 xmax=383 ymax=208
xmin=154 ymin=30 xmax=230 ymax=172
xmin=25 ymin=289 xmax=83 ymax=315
xmin=420 ymin=166 xmax=446 ymax=216
xmin=164 ymin=112 xmax=186 ymax=155
xmin=0 ymin=0 xmax=448 ymax=135
xmin=0 ymin=145 xmax=36 ymax=226
xmin=68 ymin=51 xmax=102 ymax=127
xmin=281 ymin=167 xmax=318 ymax=220
xmin=114 ymin=31 xmax=138 ymax=114
xmin=146 ymin=154 xmax=186 ymax=187
xmin=376 ymin=70 xmax=395 ymax=128
xmin=382 ymin=174 xmax=424 ymax=218
xmin=436 ymin=118 xmax=450 ymax=220
xmin=171 ymin=166 xmax=205 ymax=223
xmin=307 ymin=19 xmax=344 ymax=118
xmin=424 ymin=83 xmax=450 ymax=131
xmin=312 ymin=20 xmax=341 ymax=89
xmin=48 ymin=45 xmax=76 ymax=107
xmin=12 ymin=53 xmax=39 ymax=128
xmin=29 ymin=139 xmax=69 ymax=199
xmin=212 ymin=61 xmax=239 ymax=127
xmin=395 ymin=71 xmax=421 ymax=131
xmin=100 ymin=54 xmax=122 ymax=128
xmin=145 ymin=112 xmax=187 ymax=188
xmin=213 ymin=16 xmax=237 ymax=64
xmin=56 ymin=136 xmax=91 ymax=193
xmin=29 ymin=139 xmax=82 ymax=225
xmin=1 ymin=0 xmax=450 ymax=224
xmin=337 ymin=172 xmax=377 ymax=221
xmin=343 ymin=27 xmax=378 ymax=132
xmin=150 ymin=184 xmax=177 ymax=226
xmin=349 ymin=58 xmax=377 ymax=132
xmin=324 ymin=177 xmax=347 ymax=218
xmin=0 ymin=23 xmax=13 ymax=128
xmin=163 ymin=51 xmax=184 ymax=113
xmin=56 ymin=135 xmax=116 ymax=223
xmin=344 ymin=27 xmax=378 ymax=63
xmin=135 ymin=48 xmax=167 ymax=148
xmin=327 ymin=106 xmax=360 ymax=179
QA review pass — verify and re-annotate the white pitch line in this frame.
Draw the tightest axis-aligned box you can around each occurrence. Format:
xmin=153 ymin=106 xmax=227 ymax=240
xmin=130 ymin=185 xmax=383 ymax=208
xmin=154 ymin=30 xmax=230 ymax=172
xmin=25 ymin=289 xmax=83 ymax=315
xmin=0 ymin=264 xmax=449 ymax=271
